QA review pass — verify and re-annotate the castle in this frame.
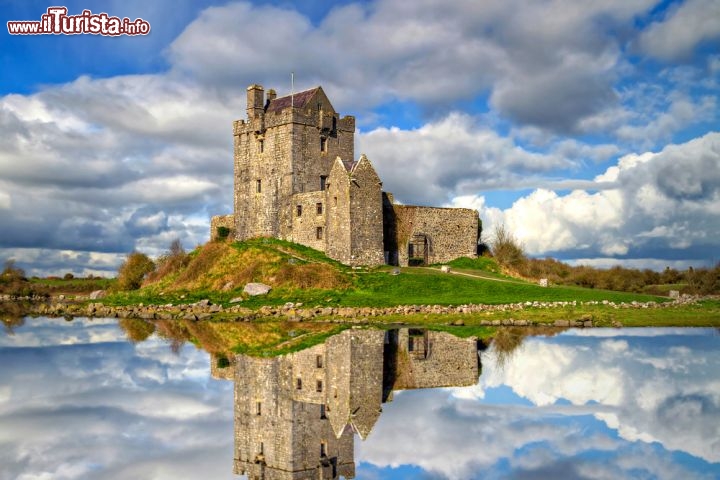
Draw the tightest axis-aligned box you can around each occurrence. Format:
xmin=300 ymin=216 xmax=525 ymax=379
xmin=211 ymin=84 xmax=480 ymax=266
xmin=211 ymin=328 xmax=480 ymax=479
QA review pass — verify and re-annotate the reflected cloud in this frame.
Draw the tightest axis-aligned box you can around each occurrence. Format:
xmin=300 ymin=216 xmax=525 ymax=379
xmin=1 ymin=320 xmax=719 ymax=479
xmin=0 ymin=318 xmax=235 ymax=480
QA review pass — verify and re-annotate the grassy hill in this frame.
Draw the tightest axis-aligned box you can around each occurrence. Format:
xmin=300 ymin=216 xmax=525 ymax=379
xmin=106 ymin=238 xmax=667 ymax=308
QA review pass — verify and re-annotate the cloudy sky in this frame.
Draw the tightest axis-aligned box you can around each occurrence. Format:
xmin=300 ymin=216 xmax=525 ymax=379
xmin=1 ymin=0 xmax=719 ymax=276
xmin=359 ymin=328 xmax=720 ymax=479
xmin=0 ymin=317 xmax=236 ymax=480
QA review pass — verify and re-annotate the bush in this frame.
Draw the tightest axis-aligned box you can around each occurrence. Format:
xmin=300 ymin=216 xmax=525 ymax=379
xmin=63 ymin=273 xmax=74 ymax=280
xmin=1 ymin=259 xmax=25 ymax=281
xmin=147 ymin=239 xmax=190 ymax=283
xmin=490 ymin=224 xmax=526 ymax=270
xmin=116 ymin=252 xmax=155 ymax=291
xmin=216 ymin=226 xmax=230 ymax=240
xmin=119 ymin=318 xmax=155 ymax=342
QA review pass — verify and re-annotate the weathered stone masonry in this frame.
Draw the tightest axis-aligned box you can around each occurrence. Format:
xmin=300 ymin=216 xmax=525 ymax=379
xmin=225 ymin=328 xmax=478 ymax=480
xmin=212 ymin=84 xmax=480 ymax=266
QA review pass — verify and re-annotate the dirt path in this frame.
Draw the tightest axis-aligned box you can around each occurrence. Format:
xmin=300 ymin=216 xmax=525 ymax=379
xmin=420 ymin=266 xmax=527 ymax=284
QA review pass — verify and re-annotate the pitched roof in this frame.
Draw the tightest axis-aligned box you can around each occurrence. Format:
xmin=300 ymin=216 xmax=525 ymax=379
xmin=342 ymin=159 xmax=358 ymax=172
xmin=266 ymin=87 xmax=318 ymax=113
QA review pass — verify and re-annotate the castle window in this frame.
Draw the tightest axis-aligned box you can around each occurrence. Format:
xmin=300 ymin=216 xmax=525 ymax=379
xmin=320 ymin=404 xmax=327 ymax=419
xmin=321 ymin=137 xmax=328 ymax=153
xmin=258 ymin=139 xmax=264 ymax=153
xmin=320 ymin=442 xmax=327 ymax=457
xmin=296 ymin=205 xmax=302 ymax=216
xmin=259 ymin=442 xmax=264 ymax=454
xmin=256 ymin=179 xmax=262 ymax=193
xmin=296 ymin=378 xmax=302 ymax=390
xmin=316 ymin=203 xmax=323 ymax=215
xmin=316 ymin=355 xmax=323 ymax=368
xmin=333 ymin=196 xmax=337 ymax=206
xmin=320 ymin=175 xmax=327 ymax=190
xmin=316 ymin=380 xmax=323 ymax=392
xmin=256 ymin=402 xmax=262 ymax=416
xmin=316 ymin=227 xmax=323 ymax=240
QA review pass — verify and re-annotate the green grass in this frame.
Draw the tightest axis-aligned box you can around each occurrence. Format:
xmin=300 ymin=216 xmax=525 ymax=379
xmin=335 ymin=267 xmax=665 ymax=307
xmin=239 ymin=324 xmax=352 ymax=357
xmin=101 ymin=239 xmax=711 ymax=328
xmin=446 ymin=256 xmax=505 ymax=276
xmin=104 ymin=253 xmax=667 ymax=309
xmin=29 ymin=277 xmax=114 ymax=288
xmin=232 ymin=238 xmax=350 ymax=270
xmin=355 ymin=300 xmax=720 ymax=328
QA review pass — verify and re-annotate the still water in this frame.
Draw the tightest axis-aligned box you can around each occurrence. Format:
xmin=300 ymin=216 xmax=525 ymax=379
xmin=1 ymin=317 xmax=718 ymax=480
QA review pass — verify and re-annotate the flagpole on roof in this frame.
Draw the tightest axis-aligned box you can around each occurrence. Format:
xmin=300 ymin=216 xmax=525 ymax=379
xmin=291 ymin=72 xmax=294 ymax=109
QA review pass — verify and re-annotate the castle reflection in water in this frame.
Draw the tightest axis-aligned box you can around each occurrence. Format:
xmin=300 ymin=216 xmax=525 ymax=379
xmin=210 ymin=328 xmax=480 ymax=479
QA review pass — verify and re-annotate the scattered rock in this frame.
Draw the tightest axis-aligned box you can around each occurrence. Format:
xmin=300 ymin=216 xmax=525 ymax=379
xmin=229 ymin=297 xmax=244 ymax=304
xmin=222 ymin=282 xmax=234 ymax=292
xmin=440 ymin=265 xmax=451 ymax=273
xmin=244 ymin=283 xmax=271 ymax=296
xmin=450 ymin=319 xmax=465 ymax=326
xmin=538 ymin=278 xmax=548 ymax=287
xmin=390 ymin=268 xmax=401 ymax=275
xmin=554 ymin=319 xmax=570 ymax=327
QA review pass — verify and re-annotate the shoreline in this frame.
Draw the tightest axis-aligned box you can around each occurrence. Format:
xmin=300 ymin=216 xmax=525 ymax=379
xmin=3 ymin=294 xmax=719 ymax=328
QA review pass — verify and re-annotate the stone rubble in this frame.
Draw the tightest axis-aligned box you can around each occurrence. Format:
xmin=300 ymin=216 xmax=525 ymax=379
xmin=3 ymin=293 xmax=712 ymax=327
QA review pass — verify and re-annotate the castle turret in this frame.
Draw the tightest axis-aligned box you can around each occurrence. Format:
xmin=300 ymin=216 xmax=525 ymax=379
xmin=246 ymin=84 xmax=265 ymax=120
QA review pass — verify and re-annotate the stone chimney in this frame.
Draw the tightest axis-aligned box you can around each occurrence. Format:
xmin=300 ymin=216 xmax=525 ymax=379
xmin=246 ymin=84 xmax=264 ymax=119
xmin=266 ymin=89 xmax=277 ymax=103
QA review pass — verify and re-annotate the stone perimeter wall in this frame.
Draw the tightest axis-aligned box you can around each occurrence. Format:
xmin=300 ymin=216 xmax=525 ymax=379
xmin=394 ymin=330 xmax=478 ymax=390
xmin=386 ymin=204 xmax=479 ymax=266
xmin=210 ymin=214 xmax=235 ymax=241
xmin=25 ymin=297 xmax=688 ymax=330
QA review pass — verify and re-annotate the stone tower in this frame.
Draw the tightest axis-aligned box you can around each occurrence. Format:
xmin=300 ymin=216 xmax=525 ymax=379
xmin=233 ymin=85 xmax=354 ymax=239
xmin=230 ymin=84 xmax=388 ymax=266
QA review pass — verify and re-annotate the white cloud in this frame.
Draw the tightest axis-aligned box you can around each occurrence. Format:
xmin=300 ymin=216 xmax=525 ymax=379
xmin=0 ymin=326 xmax=235 ymax=480
xmin=476 ymin=330 xmax=720 ymax=463
xmin=0 ymin=73 xmax=237 ymax=272
xmin=0 ymin=190 xmax=10 ymax=210
xmin=616 ymin=93 xmax=717 ymax=145
xmin=359 ymin=326 xmax=720 ymax=479
xmin=359 ymin=113 xmax=572 ymax=206
xmin=638 ymin=0 xmax=720 ymax=61
xmin=478 ymin=132 xmax=720 ymax=263
xmin=166 ymin=0 xmax=661 ymax=133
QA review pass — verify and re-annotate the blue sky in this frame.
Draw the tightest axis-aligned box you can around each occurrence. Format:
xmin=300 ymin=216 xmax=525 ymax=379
xmin=0 ymin=0 xmax=719 ymax=275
